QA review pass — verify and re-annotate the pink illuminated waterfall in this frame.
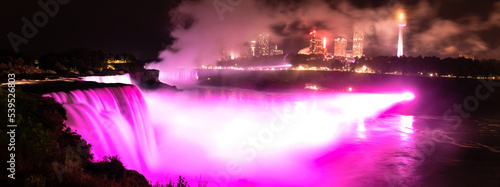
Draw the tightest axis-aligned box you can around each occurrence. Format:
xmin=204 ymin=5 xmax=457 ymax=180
xmin=43 ymin=85 xmax=158 ymax=173
xmin=81 ymin=73 xmax=133 ymax=84
xmin=43 ymin=79 xmax=415 ymax=185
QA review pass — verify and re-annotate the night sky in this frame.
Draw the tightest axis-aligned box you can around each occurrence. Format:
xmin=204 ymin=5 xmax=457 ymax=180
xmin=0 ymin=0 xmax=179 ymax=60
xmin=1 ymin=0 xmax=499 ymax=61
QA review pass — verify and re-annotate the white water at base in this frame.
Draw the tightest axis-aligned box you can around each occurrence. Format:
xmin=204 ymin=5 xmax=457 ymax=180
xmin=43 ymin=79 xmax=416 ymax=186
xmin=81 ymin=74 xmax=133 ymax=84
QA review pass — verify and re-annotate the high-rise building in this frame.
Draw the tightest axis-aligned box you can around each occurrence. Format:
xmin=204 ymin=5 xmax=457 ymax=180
xmin=353 ymin=26 xmax=364 ymax=58
xmin=309 ymin=29 xmax=324 ymax=54
xmin=334 ymin=38 xmax=348 ymax=57
xmin=397 ymin=12 xmax=406 ymax=57
xmin=257 ymin=34 xmax=270 ymax=56
xmin=459 ymin=52 xmax=475 ymax=60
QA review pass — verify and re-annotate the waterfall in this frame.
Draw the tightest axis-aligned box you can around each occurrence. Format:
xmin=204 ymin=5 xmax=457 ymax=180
xmin=158 ymin=69 xmax=198 ymax=85
xmin=41 ymin=74 xmax=416 ymax=185
xmin=81 ymin=74 xmax=133 ymax=84
xmin=43 ymin=85 xmax=158 ymax=174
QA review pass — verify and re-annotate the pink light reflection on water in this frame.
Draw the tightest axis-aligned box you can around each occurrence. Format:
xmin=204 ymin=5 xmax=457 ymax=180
xmin=142 ymin=88 xmax=415 ymax=186
xmin=45 ymin=85 xmax=416 ymax=186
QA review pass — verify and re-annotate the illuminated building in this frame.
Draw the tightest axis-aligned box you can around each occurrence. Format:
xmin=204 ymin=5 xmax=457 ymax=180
xmin=345 ymin=50 xmax=355 ymax=62
xmin=459 ymin=52 xmax=475 ymax=60
xmin=353 ymin=26 xmax=364 ymax=58
xmin=270 ymin=44 xmax=283 ymax=56
xmin=334 ymin=38 xmax=348 ymax=57
xmin=107 ymin=59 xmax=129 ymax=64
xmin=250 ymin=41 xmax=256 ymax=57
xmin=257 ymin=34 xmax=270 ymax=56
xmin=272 ymin=50 xmax=283 ymax=56
xmin=324 ymin=53 xmax=334 ymax=59
xmin=397 ymin=12 xmax=406 ymax=57
xmin=309 ymin=29 xmax=324 ymax=54
xmin=107 ymin=59 xmax=130 ymax=70
xmin=346 ymin=50 xmax=353 ymax=58
xmin=298 ymin=47 xmax=311 ymax=55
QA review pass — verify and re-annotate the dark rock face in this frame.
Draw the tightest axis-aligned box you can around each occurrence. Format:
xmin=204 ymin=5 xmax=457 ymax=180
xmin=130 ymin=69 xmax=160 ymax=89
xmin=130 ymin=69 xmax=177 ymax=90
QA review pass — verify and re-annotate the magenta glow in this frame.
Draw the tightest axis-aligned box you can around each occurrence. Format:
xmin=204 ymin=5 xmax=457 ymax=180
xmin=44 ymin=85 xmax=416 ymax=186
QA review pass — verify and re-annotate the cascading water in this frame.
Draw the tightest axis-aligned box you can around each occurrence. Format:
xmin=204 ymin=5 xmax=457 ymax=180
xmin=81 ymin=73 xmax=133 ymax=84
xmin=43 ymin=85 xmax=158 ymax=174
xmin=155 ymin=68 xmax=199 ymax=85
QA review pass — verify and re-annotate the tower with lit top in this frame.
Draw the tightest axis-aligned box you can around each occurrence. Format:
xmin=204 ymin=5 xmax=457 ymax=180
xmin=250 ymin=41 xmax=256 ymax=57
xmin=397 ymin=12 xmax=406 ymax=57
xmin=323 ymin=37 xmax=327 ymax=53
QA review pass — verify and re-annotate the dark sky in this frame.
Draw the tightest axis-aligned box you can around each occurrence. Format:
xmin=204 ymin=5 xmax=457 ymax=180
xmin=0 ymin=0 xmax=180 ymax=60
xmin=1 ymin=0 xmax=499 ymax=60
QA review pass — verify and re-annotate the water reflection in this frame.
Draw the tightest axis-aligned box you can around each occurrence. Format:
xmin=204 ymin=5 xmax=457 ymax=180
xmin=399 ymin=115 xmax=414 ymax=140
xmin=140 ymin=87 xmax=423 ymax=186
xmin=356 ymin=118 xmax=367 ymax=139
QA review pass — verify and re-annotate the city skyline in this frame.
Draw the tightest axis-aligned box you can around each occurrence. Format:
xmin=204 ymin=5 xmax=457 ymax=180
xmin=221 ymin=27 xmax=357 ymax=60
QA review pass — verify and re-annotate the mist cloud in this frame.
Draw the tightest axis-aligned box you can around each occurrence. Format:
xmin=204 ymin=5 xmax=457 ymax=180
xmin=409 ymin=1 xmax=500 ymax=58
